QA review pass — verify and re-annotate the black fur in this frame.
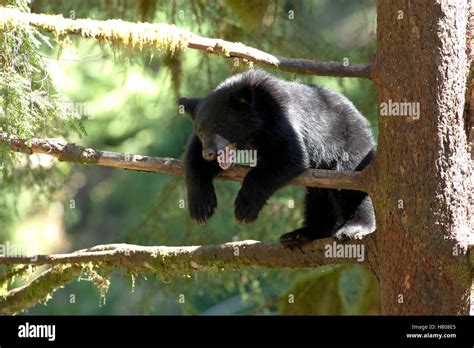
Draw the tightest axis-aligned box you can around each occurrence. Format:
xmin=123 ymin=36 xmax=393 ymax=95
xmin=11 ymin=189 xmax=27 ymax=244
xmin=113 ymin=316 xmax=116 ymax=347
xmin=179 ymin=70 xmax=376 ymax=247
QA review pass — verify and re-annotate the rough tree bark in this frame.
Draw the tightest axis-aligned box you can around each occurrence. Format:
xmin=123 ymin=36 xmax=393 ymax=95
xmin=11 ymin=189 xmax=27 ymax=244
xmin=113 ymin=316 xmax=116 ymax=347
xmin=371 ymin=0 xmax=473 ymax=314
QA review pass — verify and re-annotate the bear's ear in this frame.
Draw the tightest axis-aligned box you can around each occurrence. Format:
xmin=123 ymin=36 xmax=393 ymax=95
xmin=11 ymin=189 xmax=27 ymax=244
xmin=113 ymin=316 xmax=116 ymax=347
xmin=230 ymin=86 xmax=253 ymax=108
xmin=178 ymin=97 xmax=201 ymax=119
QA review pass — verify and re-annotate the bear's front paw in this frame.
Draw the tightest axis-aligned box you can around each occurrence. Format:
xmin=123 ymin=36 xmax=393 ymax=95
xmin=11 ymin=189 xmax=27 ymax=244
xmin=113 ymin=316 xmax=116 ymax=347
xmin=188 ymin=184 xmax=217 ymax=225
xmin=234 ymin=191 xmax=263 ymax=223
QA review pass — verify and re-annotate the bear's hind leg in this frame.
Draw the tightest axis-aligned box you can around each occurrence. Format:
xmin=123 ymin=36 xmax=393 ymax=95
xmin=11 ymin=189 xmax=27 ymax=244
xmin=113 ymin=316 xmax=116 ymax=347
xmin=279 ymin=188 xmax=336 ymax=248
xmin=332 ymin=191 xmax=375 ymax=241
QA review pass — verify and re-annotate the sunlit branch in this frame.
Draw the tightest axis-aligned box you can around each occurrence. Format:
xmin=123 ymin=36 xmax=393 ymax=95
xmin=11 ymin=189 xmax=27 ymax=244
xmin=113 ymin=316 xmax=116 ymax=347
xmin=0 ymin=132 xmax=371 ymax=192
xmin=0 ymin=7 xmax=372 ymax=79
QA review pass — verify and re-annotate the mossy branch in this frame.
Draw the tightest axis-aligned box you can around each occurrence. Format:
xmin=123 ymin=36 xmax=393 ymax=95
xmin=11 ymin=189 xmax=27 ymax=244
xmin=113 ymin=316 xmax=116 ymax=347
xmin=0 ymin=236 xmax=377 ymax=315
xmin=0 ymin=237 xmax=377 ymax=268
xmin=0 ymin=132 xmax=372 ymax=192
xmin=0 ymin=265 xmax=83 ymax=316
xmin=0 ymin=6 xmax=372 ymax=79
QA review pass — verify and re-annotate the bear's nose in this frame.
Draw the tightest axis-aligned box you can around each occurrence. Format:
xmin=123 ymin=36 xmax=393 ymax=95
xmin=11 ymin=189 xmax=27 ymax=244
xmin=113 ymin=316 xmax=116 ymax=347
xmin=202 ymin=148 xmax=217 ymax=161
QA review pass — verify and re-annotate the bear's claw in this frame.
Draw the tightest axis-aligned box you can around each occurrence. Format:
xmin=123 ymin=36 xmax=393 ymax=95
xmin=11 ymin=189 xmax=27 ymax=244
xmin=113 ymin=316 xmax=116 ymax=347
xmin=188 ymin=184 xmax=217 ymax=224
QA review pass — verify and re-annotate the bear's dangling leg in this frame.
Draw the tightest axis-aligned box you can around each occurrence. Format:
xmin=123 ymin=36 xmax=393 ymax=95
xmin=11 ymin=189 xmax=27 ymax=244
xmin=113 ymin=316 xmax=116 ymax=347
xmin=184 ymin=134 xmax=222 ymax=224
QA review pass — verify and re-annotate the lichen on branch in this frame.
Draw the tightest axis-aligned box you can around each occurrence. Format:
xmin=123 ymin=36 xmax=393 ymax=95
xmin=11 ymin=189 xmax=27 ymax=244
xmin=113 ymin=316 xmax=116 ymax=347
xmin=0 ymin=236 xmax=377 ymax=315
xmin=0 ymin=6 xmax=192 ymax=52
xmin=0 ymin=6 xmax=372 ymax=78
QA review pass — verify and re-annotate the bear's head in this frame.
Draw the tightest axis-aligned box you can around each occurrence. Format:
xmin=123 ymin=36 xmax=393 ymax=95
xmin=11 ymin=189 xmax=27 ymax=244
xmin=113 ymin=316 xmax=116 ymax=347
xmin=179 ymin=83 xmax=263 ymax=162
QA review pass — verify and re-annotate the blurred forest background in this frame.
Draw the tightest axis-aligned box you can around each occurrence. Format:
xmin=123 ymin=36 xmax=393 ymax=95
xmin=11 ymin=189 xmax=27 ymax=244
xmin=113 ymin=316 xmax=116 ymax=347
xmin=0 ymin=0 xmax=379 ymax=314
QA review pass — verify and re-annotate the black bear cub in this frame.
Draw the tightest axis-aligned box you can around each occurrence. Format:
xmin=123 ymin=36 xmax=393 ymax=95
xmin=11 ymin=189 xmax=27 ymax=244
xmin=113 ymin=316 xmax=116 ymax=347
xmin=179 ymin=70 xmax=376 ymax=247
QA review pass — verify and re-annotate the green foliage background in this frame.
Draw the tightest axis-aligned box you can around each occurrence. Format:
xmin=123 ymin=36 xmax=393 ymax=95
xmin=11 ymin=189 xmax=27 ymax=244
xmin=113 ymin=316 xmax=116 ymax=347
xmin=1 ymin=0 xmax=379 ymax=315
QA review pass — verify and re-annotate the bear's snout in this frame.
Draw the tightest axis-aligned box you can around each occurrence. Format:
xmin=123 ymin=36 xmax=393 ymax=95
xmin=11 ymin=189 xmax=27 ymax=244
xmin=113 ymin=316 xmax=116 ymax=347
xmin=202 ymin=148 xmax=217 ymax=161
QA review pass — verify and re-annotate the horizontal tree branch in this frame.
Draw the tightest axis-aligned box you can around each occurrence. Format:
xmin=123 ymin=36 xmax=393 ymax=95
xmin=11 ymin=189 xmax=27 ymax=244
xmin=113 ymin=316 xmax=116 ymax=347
xmin=187 ymin=37 xmax=372 ymax=78
xmin=0 ymin=132 xmax=371 ymax=192
xmin=0 ymin=6 xmax=372 ymax=79
xmin=0 ymin=236 xmax=377 ymax=268
xmin=0 ymin=235 xmax=377 ymax=315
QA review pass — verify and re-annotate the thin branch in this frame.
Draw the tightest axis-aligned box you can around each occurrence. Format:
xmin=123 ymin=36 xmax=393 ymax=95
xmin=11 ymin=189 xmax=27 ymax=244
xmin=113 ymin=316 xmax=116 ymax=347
xmin=0 ymin=132 xmax=371 ymax=192
xmin=0 ymin=7 xmax=372 ymax=79
xmin=187 ymin=37 xmax=372 ymax=79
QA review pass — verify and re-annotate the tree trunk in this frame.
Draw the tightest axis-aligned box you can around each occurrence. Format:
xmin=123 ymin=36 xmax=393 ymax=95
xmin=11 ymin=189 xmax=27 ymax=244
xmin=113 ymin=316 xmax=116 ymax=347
xmin=371 ymin=0 xmax=472 ymax=314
